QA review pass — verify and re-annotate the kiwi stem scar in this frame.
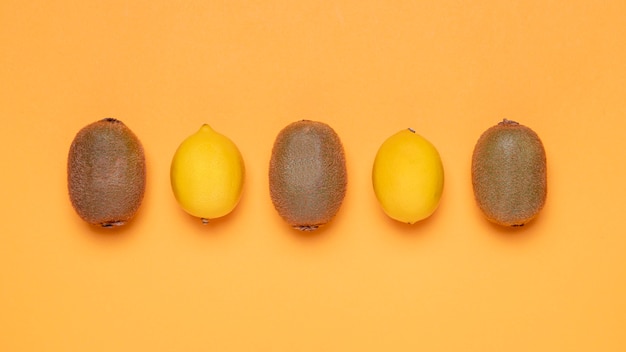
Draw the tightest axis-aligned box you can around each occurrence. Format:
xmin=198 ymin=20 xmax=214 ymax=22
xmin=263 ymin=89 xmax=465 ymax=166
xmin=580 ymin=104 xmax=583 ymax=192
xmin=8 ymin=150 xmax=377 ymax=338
xmin=101 ymin=221 xmax=125 ymax=227
xmin=499 ymin=119 xmax=519 ymax=126
xmin=201 ymin=218 xmax=210 ymax=225
xmin=408 ymin=128 xmax=415 ymax=133
xmin=295 ymin=225 xmax=319 ymax=231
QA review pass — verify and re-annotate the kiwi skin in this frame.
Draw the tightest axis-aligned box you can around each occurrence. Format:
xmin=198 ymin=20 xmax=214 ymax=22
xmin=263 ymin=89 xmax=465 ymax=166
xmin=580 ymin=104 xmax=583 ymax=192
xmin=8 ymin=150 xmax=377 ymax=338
xmin=67 ymin=118 xmax=146 ymax=227
xmin=269 ymin=120 xmax=347 ymax=231
xmin=471 ymin=119 xmax=547 ymax=227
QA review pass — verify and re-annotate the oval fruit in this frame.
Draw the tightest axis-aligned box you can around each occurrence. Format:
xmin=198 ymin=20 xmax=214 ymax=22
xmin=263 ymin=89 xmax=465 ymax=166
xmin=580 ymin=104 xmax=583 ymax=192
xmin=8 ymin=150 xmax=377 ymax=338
xmin=67 ymin=118 xmax=146 ymax=227
xmin=269 ymin=120 xmax=347 ymax=231
xmin=170 ymin=124 xmax=245 ymax=224
xmin=372 ymin=128 xmax=444 ymax=224
xmin=471 ymin=119 xmax=547 ymax=227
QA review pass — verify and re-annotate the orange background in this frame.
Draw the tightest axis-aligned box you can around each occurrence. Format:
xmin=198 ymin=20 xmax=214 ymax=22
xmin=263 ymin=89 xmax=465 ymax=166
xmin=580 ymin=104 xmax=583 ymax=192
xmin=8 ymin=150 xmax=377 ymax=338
xmin=2 ymin=1 xmax=626 ymax=351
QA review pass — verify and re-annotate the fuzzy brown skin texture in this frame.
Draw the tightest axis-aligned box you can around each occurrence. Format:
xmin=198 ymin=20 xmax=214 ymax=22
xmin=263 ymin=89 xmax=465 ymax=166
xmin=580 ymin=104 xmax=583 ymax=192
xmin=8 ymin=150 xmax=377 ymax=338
xmin=68 ymin=118 xmax=146 ymax=227
xmin=269 ymin=120 xmax=347 ymax=231
xmin=471 ymin=119 xmax=547 ymax=227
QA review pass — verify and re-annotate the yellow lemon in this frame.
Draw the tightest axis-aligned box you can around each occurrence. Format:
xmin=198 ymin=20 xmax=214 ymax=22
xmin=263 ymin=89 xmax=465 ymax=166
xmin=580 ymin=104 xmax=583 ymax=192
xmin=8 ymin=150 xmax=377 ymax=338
xmin=372 ymin=128 xmax=444 ymax=224
xmin=170 ymin=124 xmax=245 ymax=223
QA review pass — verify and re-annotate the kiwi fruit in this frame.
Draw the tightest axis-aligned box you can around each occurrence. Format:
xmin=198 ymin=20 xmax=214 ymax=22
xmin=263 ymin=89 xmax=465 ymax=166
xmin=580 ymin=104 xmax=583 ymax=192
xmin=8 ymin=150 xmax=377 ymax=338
xmin=67 ymin=118 xmax=146 ymax=227
xmin=269 ymin=120 xmax=347 ymax=231
xmin=471 ymin=119 xmax=547 ymax=227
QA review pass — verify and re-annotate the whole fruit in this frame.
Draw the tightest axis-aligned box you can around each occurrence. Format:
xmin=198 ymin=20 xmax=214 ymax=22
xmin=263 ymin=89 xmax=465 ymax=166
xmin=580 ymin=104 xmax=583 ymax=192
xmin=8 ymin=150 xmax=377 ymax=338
xmin=170 ymin=124 xmax=245 ymax=224
xmin=372 ymin=128 xmax=444 ymax=224
xmin=269 ymin=120 xmax=347 ymax=231
xmin=67 ymin=118 xmax=146 ymax=227
xmin=471 ymin=119 xmax=547 ymax=227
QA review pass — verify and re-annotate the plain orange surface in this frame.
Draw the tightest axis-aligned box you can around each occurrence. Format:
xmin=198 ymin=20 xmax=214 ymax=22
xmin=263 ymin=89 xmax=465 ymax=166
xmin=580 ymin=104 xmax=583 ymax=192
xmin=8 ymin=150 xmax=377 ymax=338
xmin=2 ymin=1 xmax=626 ymax=351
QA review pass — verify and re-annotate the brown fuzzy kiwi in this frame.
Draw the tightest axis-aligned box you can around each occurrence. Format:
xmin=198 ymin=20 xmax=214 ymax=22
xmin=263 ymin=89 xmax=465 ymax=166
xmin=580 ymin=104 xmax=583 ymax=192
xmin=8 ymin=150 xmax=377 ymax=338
xmin=269 ymin=120 xmax=347 ymax=231
xmin=67 ymin=118 xmax=146 ymax=227
xmin=471 ymin=119 xmax=547 ymax=227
